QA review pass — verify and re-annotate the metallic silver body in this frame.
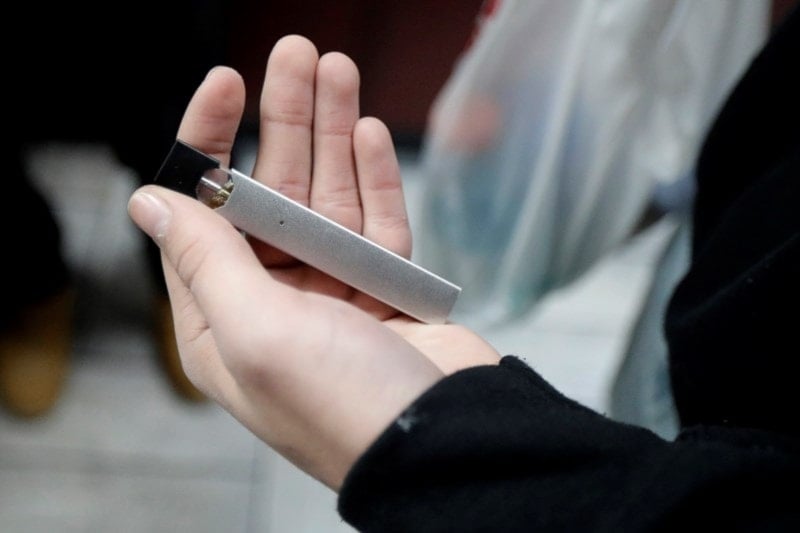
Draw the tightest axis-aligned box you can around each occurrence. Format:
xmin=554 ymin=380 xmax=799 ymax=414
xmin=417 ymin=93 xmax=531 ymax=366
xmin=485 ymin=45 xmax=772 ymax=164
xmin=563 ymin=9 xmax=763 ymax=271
xmin=215 ymin=169 xmax=460 ymax=324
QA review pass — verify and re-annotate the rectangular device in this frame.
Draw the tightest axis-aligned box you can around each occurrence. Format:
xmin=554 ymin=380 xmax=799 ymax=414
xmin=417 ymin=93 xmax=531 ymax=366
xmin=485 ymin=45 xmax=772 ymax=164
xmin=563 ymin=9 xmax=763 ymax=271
xmin=155 ymin=140 xmax=461 ymax=324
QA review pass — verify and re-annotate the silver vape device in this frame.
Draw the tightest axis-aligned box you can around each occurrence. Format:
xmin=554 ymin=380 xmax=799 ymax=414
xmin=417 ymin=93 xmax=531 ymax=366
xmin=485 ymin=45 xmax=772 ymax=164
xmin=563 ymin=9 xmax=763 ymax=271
xmin=155 ymin=140 xmax=460 ymax=324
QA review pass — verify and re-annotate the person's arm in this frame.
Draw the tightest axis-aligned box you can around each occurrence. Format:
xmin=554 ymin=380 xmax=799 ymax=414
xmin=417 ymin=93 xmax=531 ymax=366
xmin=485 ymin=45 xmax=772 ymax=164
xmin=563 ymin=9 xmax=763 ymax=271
xmin=127 ymin=33 xmax=799 ymax=532
xmin=127 ymin=35 xmax=499 ymax=490
xmin=339 ymin=356 xmax=799 ymax=532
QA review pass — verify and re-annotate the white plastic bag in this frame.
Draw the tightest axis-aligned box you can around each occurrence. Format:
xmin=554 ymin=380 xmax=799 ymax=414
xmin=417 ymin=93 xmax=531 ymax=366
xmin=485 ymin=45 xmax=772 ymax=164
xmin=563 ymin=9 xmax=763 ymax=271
xmin=416 ymin=0 xmax=768 ymax=325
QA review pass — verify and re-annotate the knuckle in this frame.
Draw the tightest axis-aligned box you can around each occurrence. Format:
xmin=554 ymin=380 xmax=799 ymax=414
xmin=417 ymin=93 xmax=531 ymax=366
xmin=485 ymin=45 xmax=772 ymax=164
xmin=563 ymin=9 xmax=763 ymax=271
xmin=262 ymin=105 xmax=313 ymax=128
xmin=315 ymin=186 xmax=361 ymax=210
xmin=372 ymin=211 xmax=410 ymax=232
xmin=171 ymin=233 xmax=212 ymax=293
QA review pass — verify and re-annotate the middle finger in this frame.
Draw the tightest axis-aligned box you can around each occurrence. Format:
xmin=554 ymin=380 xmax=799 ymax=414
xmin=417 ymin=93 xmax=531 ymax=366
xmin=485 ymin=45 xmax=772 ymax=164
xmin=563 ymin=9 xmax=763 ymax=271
xmin=252 ymin=35 xmax=318 ymax=204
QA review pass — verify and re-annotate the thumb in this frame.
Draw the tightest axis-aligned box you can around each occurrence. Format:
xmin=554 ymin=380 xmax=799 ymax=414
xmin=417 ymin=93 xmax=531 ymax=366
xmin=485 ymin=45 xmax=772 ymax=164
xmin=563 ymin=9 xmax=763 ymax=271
xmin=127 ymin=184 xmax=293 ymax=341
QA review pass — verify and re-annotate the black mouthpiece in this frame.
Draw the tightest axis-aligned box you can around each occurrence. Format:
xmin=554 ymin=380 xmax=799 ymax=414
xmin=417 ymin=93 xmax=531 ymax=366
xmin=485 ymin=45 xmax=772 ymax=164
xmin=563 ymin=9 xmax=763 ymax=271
xmin=154 ymin=140 xmax=221 ymax=197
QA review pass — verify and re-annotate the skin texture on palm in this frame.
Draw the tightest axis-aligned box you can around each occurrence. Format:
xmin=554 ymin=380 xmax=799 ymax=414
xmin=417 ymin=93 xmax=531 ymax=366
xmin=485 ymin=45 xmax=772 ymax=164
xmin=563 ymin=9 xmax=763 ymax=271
xmin=128 ymin=35 xmax=500 ymax=490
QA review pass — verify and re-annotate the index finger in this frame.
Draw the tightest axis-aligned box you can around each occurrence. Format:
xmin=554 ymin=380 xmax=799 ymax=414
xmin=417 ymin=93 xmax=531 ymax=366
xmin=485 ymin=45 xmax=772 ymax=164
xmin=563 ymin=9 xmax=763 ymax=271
xmin=176 ymin=66 xmax=246 ymax=168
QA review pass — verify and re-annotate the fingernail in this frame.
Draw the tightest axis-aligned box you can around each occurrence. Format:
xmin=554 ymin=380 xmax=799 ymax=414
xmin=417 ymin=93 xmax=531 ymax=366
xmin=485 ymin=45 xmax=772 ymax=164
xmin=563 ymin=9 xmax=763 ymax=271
xmin=128 ymin=190 xmax=171 ymax=243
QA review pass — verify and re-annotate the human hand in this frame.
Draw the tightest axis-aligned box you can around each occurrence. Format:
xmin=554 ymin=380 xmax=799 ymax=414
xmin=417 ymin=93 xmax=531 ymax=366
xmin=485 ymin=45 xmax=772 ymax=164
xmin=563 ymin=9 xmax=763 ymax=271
xmin=127 ymin=35 xmax=500 ymax=490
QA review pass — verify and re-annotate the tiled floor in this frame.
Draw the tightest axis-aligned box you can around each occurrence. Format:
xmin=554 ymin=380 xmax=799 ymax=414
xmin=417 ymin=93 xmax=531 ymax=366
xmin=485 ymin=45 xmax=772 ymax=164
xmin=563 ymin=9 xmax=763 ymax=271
xmin=0 ymin=142 xmax=675 ymax=532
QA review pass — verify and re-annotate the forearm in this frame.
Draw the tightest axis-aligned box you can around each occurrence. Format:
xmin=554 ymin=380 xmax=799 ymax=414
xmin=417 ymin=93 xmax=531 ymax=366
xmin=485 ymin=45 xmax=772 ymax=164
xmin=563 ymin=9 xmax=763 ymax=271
xmin=339 ymin=357 xmax=800 ymax=532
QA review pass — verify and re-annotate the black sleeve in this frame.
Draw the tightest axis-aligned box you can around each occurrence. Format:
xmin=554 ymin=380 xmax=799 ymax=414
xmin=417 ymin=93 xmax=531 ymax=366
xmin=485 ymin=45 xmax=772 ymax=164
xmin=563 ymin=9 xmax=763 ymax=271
xmin=338 ymin=8 xmax=800 ymax=532
xmin=338 ymin=357 xmax=799 ymax=532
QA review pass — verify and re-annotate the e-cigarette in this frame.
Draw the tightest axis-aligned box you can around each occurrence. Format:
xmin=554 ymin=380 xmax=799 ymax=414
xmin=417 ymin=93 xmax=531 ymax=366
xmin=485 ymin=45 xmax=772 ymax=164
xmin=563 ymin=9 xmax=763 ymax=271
xmin=155 ymin=140 xmax=460 ymax=324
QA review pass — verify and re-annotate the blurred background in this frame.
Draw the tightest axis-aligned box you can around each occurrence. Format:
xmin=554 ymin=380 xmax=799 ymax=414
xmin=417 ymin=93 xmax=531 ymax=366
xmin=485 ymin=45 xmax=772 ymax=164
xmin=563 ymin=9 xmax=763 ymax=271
xmin=0 ymin=1 xmax=789 ymax=531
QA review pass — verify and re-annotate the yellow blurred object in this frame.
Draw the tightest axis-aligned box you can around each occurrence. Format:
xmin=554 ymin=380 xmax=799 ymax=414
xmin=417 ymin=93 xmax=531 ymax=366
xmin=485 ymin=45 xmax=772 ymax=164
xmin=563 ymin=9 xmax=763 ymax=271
xmin=155 ymin=296 xmax=206 ymax=403
xmin=0 ymin=289 xmax=74 ymax=418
